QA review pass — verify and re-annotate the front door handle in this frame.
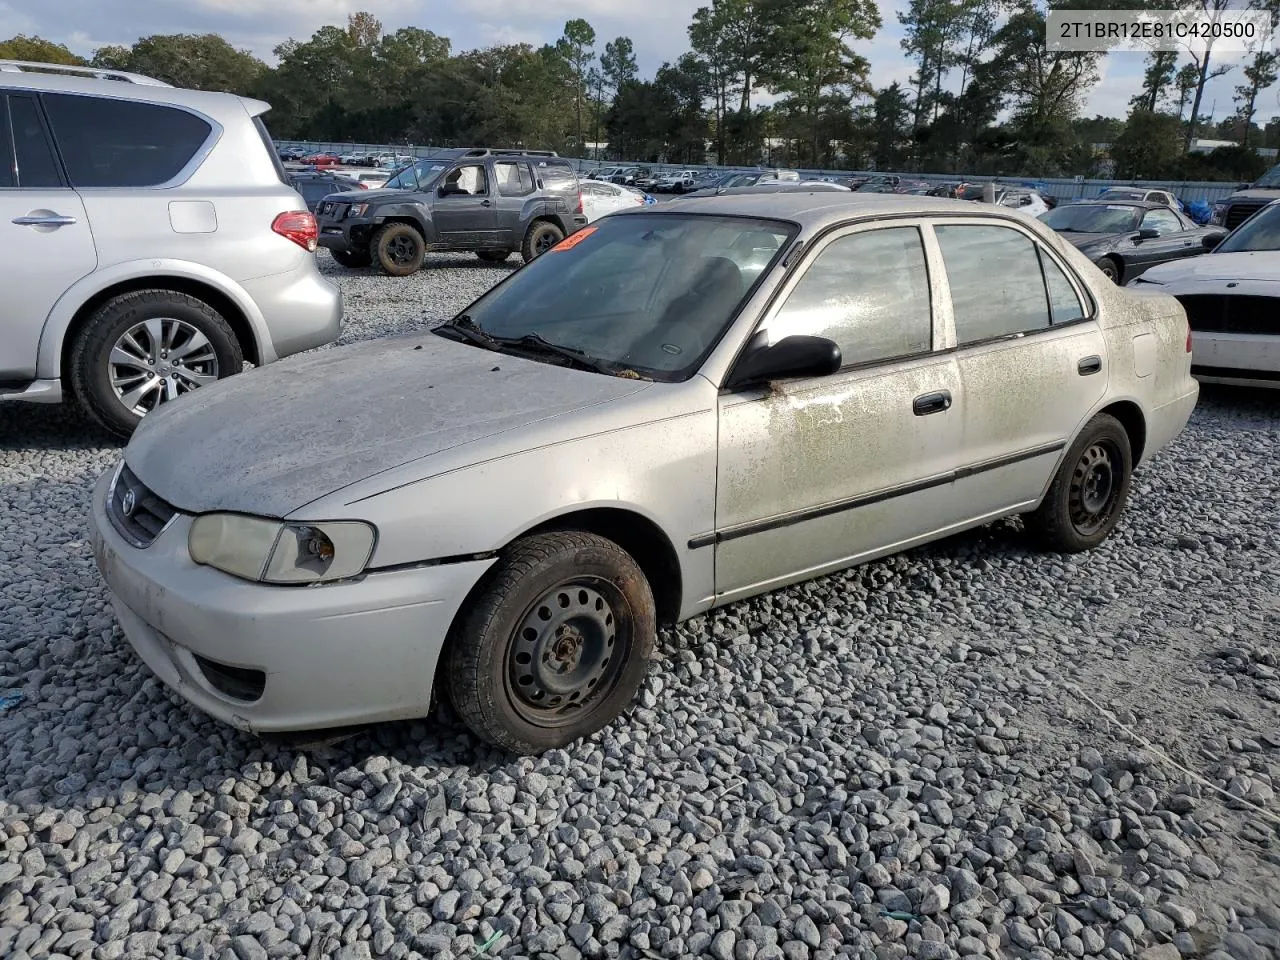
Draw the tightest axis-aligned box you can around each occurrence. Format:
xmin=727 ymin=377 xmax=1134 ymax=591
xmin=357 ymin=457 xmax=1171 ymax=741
xmin=1078 ymin=355 xmax=1102 ymax=375
xmin=12 ymin=214 xmax=78 ymax=227
xmin=480 ymin=199 xmax=492 ymax=207
xmin=913 ymin=390 xmax=952 ymax=416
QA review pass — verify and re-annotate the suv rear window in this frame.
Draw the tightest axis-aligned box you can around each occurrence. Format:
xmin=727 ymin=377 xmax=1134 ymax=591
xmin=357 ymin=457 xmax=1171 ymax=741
xmin=42 ymin=93 xmax=214 ymax=188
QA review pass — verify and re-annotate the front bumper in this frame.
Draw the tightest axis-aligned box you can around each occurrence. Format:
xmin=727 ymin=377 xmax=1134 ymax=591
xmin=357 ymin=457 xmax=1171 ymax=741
xmin=1191 ymin=332 xmax=1280 ymax=387
xmin=89 ymin=469 xmax=494 ymax=733
xmin=317 ymin=217 xmax=375 ymax=254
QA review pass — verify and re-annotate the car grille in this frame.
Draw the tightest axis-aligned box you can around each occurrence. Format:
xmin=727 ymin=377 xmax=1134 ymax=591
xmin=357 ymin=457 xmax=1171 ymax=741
xmin=317 ymin=200 xmax=348 ymax=218
xmin=1223 ymin=202 xmax=1269 ymax=230
xmin=107 ymin=464 xmax=177 ymax=548
xmin=1178 ymin=294 xmax=1277 ymax=335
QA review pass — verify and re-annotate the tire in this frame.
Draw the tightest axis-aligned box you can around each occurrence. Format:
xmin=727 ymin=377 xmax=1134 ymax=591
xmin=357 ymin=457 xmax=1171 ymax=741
xmin=1096 ymin=257 xmax=1122 ymax=284
xmin=522 ymin=221 xmax=565 ymax=263
xmin=330 ymin=248 xmax=372 ymax=268
xmin=69 ymin=290 xmax=243 ymax=438
xmin=372 ymin=222 xmax=426 ymax=276
xmin=1025 ymin=413 xmax=1133 ymax=553
xmin=477 ymin=250 xmax=512 ymax=263
xmin=445 ymin=531 xmax=656 ymax=754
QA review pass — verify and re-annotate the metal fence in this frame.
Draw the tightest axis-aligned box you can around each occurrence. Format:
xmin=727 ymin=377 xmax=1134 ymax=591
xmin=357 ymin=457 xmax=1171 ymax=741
xmin=274 ymin=140 xmax=1249 ymax=203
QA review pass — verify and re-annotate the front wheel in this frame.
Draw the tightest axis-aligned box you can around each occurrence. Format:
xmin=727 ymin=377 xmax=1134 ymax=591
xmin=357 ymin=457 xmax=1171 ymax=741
xmin=521 ymin=221 xmax=564 ymax=263
xmin=69 ymin=290 xmax=243 ymax=437
xmin=1025 ymin=413 xmax=1133 ymax=552
xmin=445 ymin=532 xmax=655 ymax=754
xmin=1096 ymin=257 xmax=1121 ymax=284
xmin=373 ymin=223 xmax=426 ymax=276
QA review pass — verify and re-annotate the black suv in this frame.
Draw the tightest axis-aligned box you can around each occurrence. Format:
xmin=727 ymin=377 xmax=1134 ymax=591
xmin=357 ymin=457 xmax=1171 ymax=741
xmin=316 ymin=149 xmax=587 ymax=276
xmin=1212 ymin=162 xmax=1280 ymax=230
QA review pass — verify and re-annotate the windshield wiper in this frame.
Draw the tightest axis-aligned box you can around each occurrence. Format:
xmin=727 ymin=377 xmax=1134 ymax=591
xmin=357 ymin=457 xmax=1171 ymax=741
xmin=433 ymin=315 xmax=501 ymax=350
xmin=494 ymin=332 xmax=623 ymax=376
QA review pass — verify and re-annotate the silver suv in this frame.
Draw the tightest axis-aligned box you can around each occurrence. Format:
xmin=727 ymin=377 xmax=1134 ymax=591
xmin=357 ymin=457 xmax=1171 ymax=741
xmin=0 ymin=60 xmax=343 ymax=435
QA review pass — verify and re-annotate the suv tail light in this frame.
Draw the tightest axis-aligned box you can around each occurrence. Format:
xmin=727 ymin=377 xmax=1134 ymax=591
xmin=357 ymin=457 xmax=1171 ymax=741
xmin=1186 ymin=318 xmax=1193 ymax=353
xmin=575 ymin=192 xmax=584 ymax=215
xmin=272 ymin=211 xmax=318 ymax=252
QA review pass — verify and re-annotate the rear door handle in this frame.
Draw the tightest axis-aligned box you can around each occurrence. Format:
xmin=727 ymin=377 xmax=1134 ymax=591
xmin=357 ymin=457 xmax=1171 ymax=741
xmin=12 ymin=214 xmax=77 ymax=227
xmin=913 ymin=390 xmax=952 ymax=416
xmin=480 ymin=199 xmax=492 ymax=207
xmin=1078 ymin=355 xmax=1102 ymax=375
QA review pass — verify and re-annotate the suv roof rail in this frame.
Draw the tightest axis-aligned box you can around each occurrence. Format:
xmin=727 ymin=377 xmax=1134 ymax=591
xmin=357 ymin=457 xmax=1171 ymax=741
xmin=0 ymin=59 xmax=172 ymax=87
xmin=459 ymin=147 xmax=560 ymax=158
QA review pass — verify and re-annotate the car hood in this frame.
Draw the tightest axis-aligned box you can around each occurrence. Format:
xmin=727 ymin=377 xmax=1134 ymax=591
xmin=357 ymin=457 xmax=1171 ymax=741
xmin=125 ymin=334 xmax=651 ymax=518
xmin=1138 ymin=250 xmax=1280 ymax=284
xmin=1226 ymin=188 xmax=1280 ymax=202
xmin=323 ymin=187 xmax=418 ymax=204
xmin=1057 ymin=231 xmax=1122 ymax=250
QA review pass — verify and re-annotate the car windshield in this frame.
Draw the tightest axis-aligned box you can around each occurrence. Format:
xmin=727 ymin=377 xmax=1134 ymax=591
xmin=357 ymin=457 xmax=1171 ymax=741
xmin=1215 ymin=201 xmax=1280 ymax=253
xmin=434 ymin=214 xmax=796 ymax=381
xmin=1039 ymin=203 xmax=1142 ymax=234
xmin=1253 ymin=163 xmax=1280 ymax=188
xmin=385 ymin=159 xmax=448 ymax=191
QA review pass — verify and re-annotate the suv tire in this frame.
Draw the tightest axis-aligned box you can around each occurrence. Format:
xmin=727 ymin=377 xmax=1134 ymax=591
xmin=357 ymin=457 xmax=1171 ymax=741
xmin=70 ymin=290 xmax=244 ymax=438
xmin=522 ymin=221 xmax=564 ymax=263
xmin=477 ymin=250 xmax=512 ymax=263
xmin=330 ymin=249 xmax=373 ymax=269
xmin=373 ymin=223 xmax=427 ymax=276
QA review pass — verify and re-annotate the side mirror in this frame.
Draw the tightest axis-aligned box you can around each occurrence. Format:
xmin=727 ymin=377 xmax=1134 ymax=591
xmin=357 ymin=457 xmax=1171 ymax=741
xmin=1202 ymin=232 xmax=1225 ymax=250
xmin=725 ymin=335 xmax=842 ymax=391
xmin=1136 ymin=227 xmax=1159 ymax=240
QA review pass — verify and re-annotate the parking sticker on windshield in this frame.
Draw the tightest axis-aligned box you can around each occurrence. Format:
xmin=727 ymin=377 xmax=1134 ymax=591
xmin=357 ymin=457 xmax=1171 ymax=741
xmin=551 ymin=226 xmax=598 ymax=251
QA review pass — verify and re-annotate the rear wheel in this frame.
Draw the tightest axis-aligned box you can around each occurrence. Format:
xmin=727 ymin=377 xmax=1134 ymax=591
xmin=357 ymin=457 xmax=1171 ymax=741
xmin=477 ymin=250 xmax=512 ymax=263
xmin=70 ymin=290 xmax=243 ymax=437
xmin=1025 ymin=413 xmax=1133 ymax=552
xmin=330 ymin=249 xmax=372 ymax=268
xmin=445 ymin=531 xmax=655 ymax=754
xmin=521 ymin=221 xmax=564 ymax=263
xmin=373 ymin=223 xmax=426 ymax=276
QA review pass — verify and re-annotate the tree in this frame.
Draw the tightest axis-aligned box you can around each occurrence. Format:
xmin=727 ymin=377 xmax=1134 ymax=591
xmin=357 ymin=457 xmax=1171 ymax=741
xmin=1130 ymin=51 xmax=1179 ymax=114
xmin=557 ymin=19 xmax=596 ymax=148
xmin=0 ymin=35 xmax=84 ymax=65
xmin=92 ymin=34 xmax=265 ymax=93
xmin=689 ymin=0 xmax=772 ymax=163
xmin=1172 ymin=62 xmax=1199 ymax=123
xmin=899 ymin=0 xmax=967 ymax=135
xmin=1111 ymin=110 xmax=1182 ymax=178
xmin=872 ymin=82 xmax=911 ymax=170
xmin=1179 ymin=0 xmax=1235 ymax=152
xmin=594 ymin=37 xmax=637 ymax=154
xmin=1231 ymin=0 xmax=1280 ymax=148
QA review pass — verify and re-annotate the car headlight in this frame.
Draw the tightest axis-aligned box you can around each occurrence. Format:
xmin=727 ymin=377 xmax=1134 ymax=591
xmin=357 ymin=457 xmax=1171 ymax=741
xmin=188 ymin=514 xmax=376 ymax=585
xmin=346 ymin=203 xmax=370 ymax=218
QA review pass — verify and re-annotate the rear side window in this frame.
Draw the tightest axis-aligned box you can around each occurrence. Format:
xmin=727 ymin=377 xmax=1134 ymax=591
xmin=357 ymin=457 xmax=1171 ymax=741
xmin=254 ymin=115 xmax=288 ymax=185
xmin=8 ymin=95 xmax=62 ymax=188
xmin=1040 ymin=252 xmax=1086 ymax=324
xmin=936 ymin=224 xmax=1050 ymax=342
xmin=42 ymin=93 xmax=213 ymax=188
xmin=495 ymin=161 xmax=533 ymax=196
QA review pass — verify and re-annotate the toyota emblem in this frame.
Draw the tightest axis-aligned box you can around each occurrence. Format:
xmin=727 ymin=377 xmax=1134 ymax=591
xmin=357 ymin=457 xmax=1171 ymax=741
xmin=121 ymin=489 xmax=136 ymax=517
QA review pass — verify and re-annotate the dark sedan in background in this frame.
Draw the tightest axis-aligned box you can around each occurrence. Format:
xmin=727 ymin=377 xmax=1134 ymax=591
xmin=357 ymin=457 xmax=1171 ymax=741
xmin=1037 ymin=200 xmax=1225 ymax=284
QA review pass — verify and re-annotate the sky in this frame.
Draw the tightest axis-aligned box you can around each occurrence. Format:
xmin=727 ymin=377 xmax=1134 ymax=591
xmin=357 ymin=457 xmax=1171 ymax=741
xmin=1 ymin=0 xmax=1274 ymax=126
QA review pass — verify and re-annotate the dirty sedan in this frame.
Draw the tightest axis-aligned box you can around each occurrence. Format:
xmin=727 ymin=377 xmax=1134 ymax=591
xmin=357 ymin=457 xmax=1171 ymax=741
xmin=90 ymin=195 xmax=1199 ymax=754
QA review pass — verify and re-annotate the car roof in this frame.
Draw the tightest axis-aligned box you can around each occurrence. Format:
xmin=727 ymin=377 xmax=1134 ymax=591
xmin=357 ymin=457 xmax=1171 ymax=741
xmin=0 ymin=67 xmax=270 ymax=117
xmin=617 ymin=192 xmax=1032 ymax=228
xmin=1074 ymin=199 xmax=1169 ymax=210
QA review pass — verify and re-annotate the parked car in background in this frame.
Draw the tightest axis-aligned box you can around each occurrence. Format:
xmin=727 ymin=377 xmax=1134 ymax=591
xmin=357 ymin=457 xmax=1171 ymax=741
xmin=278 ymin=148 xmax=302 ymax=162
xmin=317 ymin=149 xmax=586 ymax=275
xmin=691 ymin=181 xmax=852 ymax=199
xmin=653 ymin=170 xmax=700 ymax=193
xmin=1128 ymin=199 xmax=1280 ymax=387
xmin=678 ymin=170 xmax=801 ymax=198
xmin=288 ymin=170 xmax=364 ymax=211
xmin=1097 ymin=187 xmax=1178 ymax=209
xmin=346 ymin=169 xmax=389 ymax=190
xmin=91 ymin=193 xmax=1197 ymax=754
xmin=580 ymin=179 xmax=652 ymax=221
xmin=0 ymin=59 xmax=342 ymax=436
xmin=303 ymin=153 xmax=341 ymax=168
xmin=894 ymin=180 xmax=934 ymax=196
xmin=609 ymin=166 xmax=642 ymax=185
xmin=1037 ymin=200 xmax=1224 ymax=284
xmin=1210 ymin=163 xmax=1280 ymax=229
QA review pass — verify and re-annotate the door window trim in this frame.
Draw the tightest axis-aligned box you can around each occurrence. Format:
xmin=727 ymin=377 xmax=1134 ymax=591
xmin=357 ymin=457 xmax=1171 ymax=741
xmin=35 ymin=90 xmax=222 ymax=190
xmin=923 ymin=216 xmax=1098 ymax=352
xmin=744 ymin=218 xmax=940 ymax=376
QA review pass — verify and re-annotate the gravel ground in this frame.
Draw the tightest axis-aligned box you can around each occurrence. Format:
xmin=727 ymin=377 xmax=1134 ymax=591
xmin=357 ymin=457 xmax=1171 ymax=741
xmin=1 ymin=252 xmax=1278 ymax=960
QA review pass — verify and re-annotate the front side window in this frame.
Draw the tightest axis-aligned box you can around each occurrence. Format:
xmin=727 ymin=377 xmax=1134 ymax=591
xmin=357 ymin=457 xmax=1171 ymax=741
xmin=439 ymin=164 xmax=488 ymax=197
xmin=435 ymin=214 xmax=796 ymax=380
xmin=8 ymin=95 xmax=61 ymax=188
xmin=42 ymin=93 xmax=212 ymax=188
xmin=1215 ymin=201 xmax=1280 ymax=252
xmin=935 ymin=224 xmax=1050 ymax=342
xmin=1141 ymin=208 xmax=1182 ymax=235
xmin=768 ymin=227 xmax=932 ymax=366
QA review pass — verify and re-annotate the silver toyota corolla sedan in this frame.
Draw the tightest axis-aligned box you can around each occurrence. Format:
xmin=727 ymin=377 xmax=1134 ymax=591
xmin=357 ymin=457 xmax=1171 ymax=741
xmin=90 ymin=194 xmax=1199 ymax=754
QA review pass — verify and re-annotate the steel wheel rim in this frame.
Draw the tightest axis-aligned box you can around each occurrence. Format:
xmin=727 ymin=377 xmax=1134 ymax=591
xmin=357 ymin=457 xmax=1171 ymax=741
xmin=534 ymin=230 xmax=558 ymax=255
xmin=109 ymin=318 xmax=218 ymax=416
xmin=506 ymin=577 xmax=630 ymax=728
xmin=1068 ymin=439 xmax=1122 ymax=536
xmin=388 ymin=234 xmax=418 ymax=264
